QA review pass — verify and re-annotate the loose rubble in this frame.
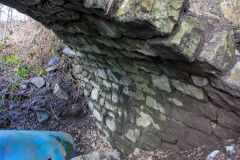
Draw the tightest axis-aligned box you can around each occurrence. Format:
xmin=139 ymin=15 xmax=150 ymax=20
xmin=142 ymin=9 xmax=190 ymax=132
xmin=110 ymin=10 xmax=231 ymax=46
xmin=31 ymin=77 xmax=45 ymax=88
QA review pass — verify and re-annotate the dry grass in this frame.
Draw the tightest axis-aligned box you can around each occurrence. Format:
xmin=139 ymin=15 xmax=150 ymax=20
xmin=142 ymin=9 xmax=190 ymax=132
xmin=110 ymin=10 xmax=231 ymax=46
xmin=0 ymin=18 xmax=63 ymax=106
xmin=0 ymin=18 xmax=62 ymax=69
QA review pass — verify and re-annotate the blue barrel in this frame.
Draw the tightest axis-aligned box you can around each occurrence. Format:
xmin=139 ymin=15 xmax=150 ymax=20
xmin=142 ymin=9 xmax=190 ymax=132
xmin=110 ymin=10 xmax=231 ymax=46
xmin=0 ymin=130 xmax=76 ymax=160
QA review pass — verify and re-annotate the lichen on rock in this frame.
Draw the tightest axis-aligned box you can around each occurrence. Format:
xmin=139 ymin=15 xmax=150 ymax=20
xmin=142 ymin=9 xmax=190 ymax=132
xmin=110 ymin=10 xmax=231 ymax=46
xmin=115 ymin=0 xmax=184 ymax=35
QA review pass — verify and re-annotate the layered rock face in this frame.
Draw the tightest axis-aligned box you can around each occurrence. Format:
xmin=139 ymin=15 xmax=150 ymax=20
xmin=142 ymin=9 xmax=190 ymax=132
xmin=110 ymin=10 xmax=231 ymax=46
xmin=2 ymin=0 xmax=240 ymax=154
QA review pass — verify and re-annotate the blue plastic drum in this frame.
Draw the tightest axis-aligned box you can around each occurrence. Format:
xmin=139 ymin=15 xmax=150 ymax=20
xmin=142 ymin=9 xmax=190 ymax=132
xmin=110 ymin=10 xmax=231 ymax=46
xmin=0 ymin=130 xmax=76 ymax=160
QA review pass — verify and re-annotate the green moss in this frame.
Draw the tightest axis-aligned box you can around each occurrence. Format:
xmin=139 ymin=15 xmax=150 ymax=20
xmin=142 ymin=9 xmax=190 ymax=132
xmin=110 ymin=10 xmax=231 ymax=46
xmin=115 ymin=0 xmax=184 ymax=34
xmin=199 ymin=31 xmax=235 ymax=70
xmin=168 ymin=16 xmax=202 ymax=60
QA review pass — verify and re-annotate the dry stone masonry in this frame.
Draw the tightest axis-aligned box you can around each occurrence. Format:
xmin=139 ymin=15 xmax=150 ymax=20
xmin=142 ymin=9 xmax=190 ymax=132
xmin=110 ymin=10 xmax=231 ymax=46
xmin=1 ymin=0 xmax=240 ymax=155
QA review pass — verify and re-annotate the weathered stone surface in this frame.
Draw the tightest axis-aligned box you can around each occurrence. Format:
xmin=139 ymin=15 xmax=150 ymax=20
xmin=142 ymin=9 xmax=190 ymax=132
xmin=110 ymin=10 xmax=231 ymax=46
xmin=115 ymin=0 xmax=184 ymax=35
xmin=124 ymin=128 xmax=140 ymax=143
xmin=73 ymin=65 xmax=83 ymax=74
xmin=83 ymin=15 xmax=121 ymax=38
xmin=111 ymin=92 xmax=118 ymax=103
xmin=53 ymin=84 xmax=69 ymax=100
xmin=167 ymin=16 xmax=203 ymax=61
xmin=204 ymin=85 xmax=240 ymax=114
xmin=63 ymin=47 xmax=75 ymax=57
xmin=123 ymin=87 xmax=145 ymax=101
xmin=152 ymin=74 xmax=171 ymax=93
xmin=217 ymin=109 xmax=240 ymax=130
xmin=184 ymin=129 xmax=219 ymax=148
xmin=191 ymin=76 xmax=209 ymax=87
xmin=141 ymin=126 xmax=160 ymax=150
xmin=105 ymin=101 xmax=117 ymax=113
xmin=45 ymin=66 xmax=57 ymax=72
xmin=221 ymin=0 xmax=240 ymax=26
xmin=106 ymin=117 xmax=116 ymax=131
xmin=171 ymin=107 xmax=213 ymax=135
xmin=167 ymin=97 xmax=183 ymax=107
xmin=31 ymin=77 xmax=45 ymax=88
xmin=2 ymin=0 xmax=240 ymax=156
xmin=226 ymin=61 xmax=240 ymax=86
xmin=146 ymin=96 xmax=170 ymax=114
xmin=214 ymin=61 xmax=240 ymax=97
xmin=136 ymin=111 xmax=152 ymax=128
xmin=97 ymin=69 xmax=107 ymax=79
xmin=91 ymin=88 xmax=99 ymax=101
xmin=135 ymin=82 xmax=155 ymax=95
xmin=171 ymin=79 xmax=204 ymax=100
xmin=206 ymin=150 xmax=220 ymax=160
xmin=199 ymin=31 xmax=235 ymax=71
xmin=93 ymin=109 xmax=102 ymax=122
xmin=36 ymin=111 xmax=49 ymax=123
xmin=47 ymin=57 xmax=59 ymax=66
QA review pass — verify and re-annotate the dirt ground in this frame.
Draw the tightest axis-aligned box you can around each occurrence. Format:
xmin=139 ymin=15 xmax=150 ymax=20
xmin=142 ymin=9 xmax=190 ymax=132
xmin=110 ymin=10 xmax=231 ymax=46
xmin=0 ymin=56 xmax=114 ymax=156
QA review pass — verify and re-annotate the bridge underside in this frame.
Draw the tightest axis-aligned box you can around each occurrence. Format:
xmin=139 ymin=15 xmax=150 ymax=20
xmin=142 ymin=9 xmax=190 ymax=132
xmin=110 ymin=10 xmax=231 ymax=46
xmin=1 ymin=0 xmax=240 ymax=154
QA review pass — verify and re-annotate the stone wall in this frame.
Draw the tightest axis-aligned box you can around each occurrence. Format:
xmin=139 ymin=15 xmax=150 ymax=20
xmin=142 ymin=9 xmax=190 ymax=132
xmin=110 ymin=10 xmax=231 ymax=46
xmin=1 ymin=0 xmax=240 ymax=155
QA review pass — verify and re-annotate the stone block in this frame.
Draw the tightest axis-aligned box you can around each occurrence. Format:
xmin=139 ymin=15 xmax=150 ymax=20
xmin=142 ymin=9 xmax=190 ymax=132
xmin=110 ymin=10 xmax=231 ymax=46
xmin=191 ymin=76 xmax=209 ymax=87
xmin=84 ymin=89 xmax=90 ymax=97
xmin=106 ymin=117 xmax=117 ymax=131
xmin=167 ymin=97 xmax=183 ymax=107
xmin=91 ymin=88 xmax=99 ymax=101
xmin=199 ymin=31 xmax=235 ymax=71
xmin=119 ymin=76 xmax=132 ymax=86
xmin=152 ymin=74 xmax=171 ymax=93
xmin=103 ymin=80 xmax=112 ymax=88
xmin=171 ymin=79 xmax=204 ymax=100
xmin=222 ymin=61 xmax=240 ymax=97
xmin=184 ymin=129 xmax=219 ymax=148
xmin=217 ymin=109 xmax=240 ymax=130
xmin=141 ymin=126 xmax=161 ymax=150
xmin=106 ymin=69 xmax=120 ymax=83
xmin=108 ymin=111 xmax=116 ymax=119
xmin=73 ymin=65 xmax=83 ymax=74
xmin=135 ymin=82 xmax=155 ymax=95
xmin=146 ymin=96 xmax=170 ymax=115
xmin=123 ymin=87 xmax=145 ymax=101
xmin=112 ymin=83 xmax=119 ymax=90
xmin=88 ymin=101 xmax=94 ymax=111
xmin=99 ymin=98 xmax=105 ymax=107
xmin=97 ymin=69 xmax=107 ymax=79
xmin=115 ymin=0 xmax=184 ymax=35
xmin=53 ymin=84 xmax=69 ymax=100
xmin=136 ymin=111 xmax=152 ymax=128
xmin=93 ymin=109 xmax=103 ymax=122
xmin=111 ymin=92 xmax=119 ymax=103
xmin=131 ymin=74 xmax=150 ymax=84
xmin=90 ymin=79 xmax=102 ymax=89
xmin=171 ymin=107 xmax=213 ymax=135
xmin=105 ymin=101 xmax=118 ymax=113
xmin=83 ymin=15 xmax=121 ymax=38
xmin=167 ymin=16 xmax=202 ymax=61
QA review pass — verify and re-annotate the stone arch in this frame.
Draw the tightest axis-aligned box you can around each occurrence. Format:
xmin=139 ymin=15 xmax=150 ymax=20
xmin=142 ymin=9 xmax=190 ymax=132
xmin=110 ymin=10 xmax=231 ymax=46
xmin=1 ymin=0 xmax=240 ymax=155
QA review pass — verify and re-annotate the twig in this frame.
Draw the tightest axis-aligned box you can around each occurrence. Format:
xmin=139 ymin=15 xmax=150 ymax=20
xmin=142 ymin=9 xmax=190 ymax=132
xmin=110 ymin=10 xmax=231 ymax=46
xmin=56 ymin=65 xmax=75 ymax=81
xmin=50 ymin=106 xmax=61 ymax=120
xmin=105 ymin=0 xmax=114 ymax=15
xmin=74 ymin=83 xmax=81 ymax=103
